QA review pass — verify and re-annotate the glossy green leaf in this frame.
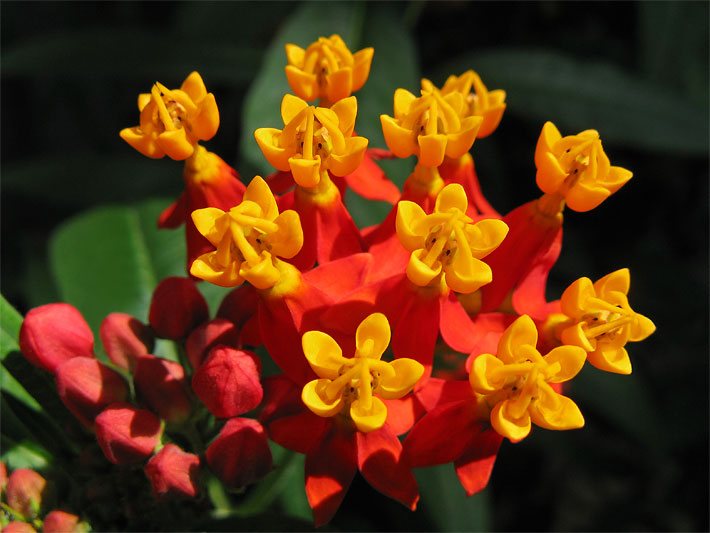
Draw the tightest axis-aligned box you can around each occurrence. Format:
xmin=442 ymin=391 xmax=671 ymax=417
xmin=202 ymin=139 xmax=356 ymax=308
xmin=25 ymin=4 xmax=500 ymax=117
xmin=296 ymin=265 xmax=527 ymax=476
xmin=1 ymin=436 xmax=52 ymax=471
xmin=436 ymin=49 xmax=708 ymax=155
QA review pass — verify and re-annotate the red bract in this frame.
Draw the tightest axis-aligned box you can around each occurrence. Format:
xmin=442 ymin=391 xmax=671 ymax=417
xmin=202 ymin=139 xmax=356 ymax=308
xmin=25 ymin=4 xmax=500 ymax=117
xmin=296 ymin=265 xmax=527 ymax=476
xmin=5 ymin=469 xmax=46 ymax=518
xmin=99 ymin=312 xmax=154 ymax=371
xmin=148 ymin=277 xmax=209 ymax=339
xmin=338 ymin=149 xmax=400 ymax=204
xmin=185 ymin=318 xmax=241 ymax=370
xmin=133 ymin=355 xmax=192 ymax=424
xmin=95 ymin=403 xmax=162 ymax=465
xmin=144 ymin=444 xmax=200 ymax=500
xmin=19 ymin=303 xmax=94 ymax=374
xmin=206 ymin=418 xmax=272 ymax=489
xmin=438 ymin=154 xmax=499 ymax=219
xmin=191 ymin=347 xmax=262 ymax=419
xmin=55 ymin=358 xmax=128 ymax=426
xmin=42 ymin=510 xmax=81 ymax=533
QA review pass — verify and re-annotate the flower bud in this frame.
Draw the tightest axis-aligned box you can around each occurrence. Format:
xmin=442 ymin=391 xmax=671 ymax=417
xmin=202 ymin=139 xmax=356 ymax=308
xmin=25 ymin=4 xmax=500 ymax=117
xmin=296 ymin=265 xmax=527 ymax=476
xmin=191 ymin=347 xmax=262 ymax=418
xmin=42 ymin=510 xmax=83 ymax=533
xmin=206 ymin=418 xmax=272 ymax=488
xmin=95 ymin=403 xmax=162 ymax=464
xmin=2 ymin=522 xmax=36 ymax=533
xmin=144 ymin=444 xmax=200 ymax=500
xmin=6 ymin=469 xmax=46 ymax=519
xmin=149 ymin=278 xmax=209 ymax=340
xmin=19 ymin=303 xmax=94 ymax=374
xmin=1 ymin=462 xmax=7 ymax=493
xmin=133 ymin=355 xmax=191 ymax=424
xmin=185 ymin=319 xmax=240 ymax=370
xmin=55 ymin=358 xmax=128 ymax=426
xmin=99 ymin=313 xmax=154 ymax=371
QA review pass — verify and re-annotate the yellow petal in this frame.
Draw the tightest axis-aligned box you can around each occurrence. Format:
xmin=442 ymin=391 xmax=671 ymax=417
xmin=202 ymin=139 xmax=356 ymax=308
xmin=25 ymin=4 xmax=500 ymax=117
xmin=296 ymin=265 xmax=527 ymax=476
xmin=285 ymin=44 xmax=306 ymax=67
xmin=587 ymin=345 xmax=631 ymax=375
xmin=465 ymin=219 xmax=509 ymax=258
xmin=302 ymin=379 xmax=344 ymax=417
xmin=355 ymin=313 xmax=391 ymax=360
xmin=330 ymin=96 xmax=358 ymax=137
xmin=191 ymin=207 xmax=229 ymax=246
xmin=530 ymin=389 xmax=584 ymax=431
xmin=445 ymin=116 xmax=481 ymax=158
xmin=593 ymin=268 xmax=630 ymax=297
xmin=536 ymin=152 xmax=568 ymax=194
xmin=629 ymin=313 xmax=656 ymax=342
xmin=180 ymin=71 xmax=207 ymax=102
xmin=302 ymin=331 xmax=347 ymax=379
xmin=244 ymin=176 xmax=279 ymax=221
xmin=268 ymin=210 xmax=303 ymax=259
xmin=417 ymin=133 xmax=447 ymax=168
xmin=328 ymin=136 xmax=368 ymax=177
xmin=119 ymin=127 xmax=164 ymax=159
xmin=444 ymin=256 xmax=492 ymax=294
xmin=281 ymin=93 xmax=309 ymax=125
xmin=560 ymin=322 xmax=595 ymax=352
xmin=157 ymin=129 xmax=195 ymax=160
xmin=605 ymin=166 xmax=633 ymax=193
xmin=395 ymin=201 xmax=428 ymax=251
xmin=406 ymin=249 xmax=442 ymax=288
xmin=560 ymin=277 xmax=595 ymax=318
xmin=381 ymin=114 xmax=417 ymax=158
xmin=240 ymin=252 xmax=281 ymax=290
xmin=543 ymin=345 xmax=587 ymax=382
xmin=470 ymin=353 xmax=506 ymax=393
xmin=254 ymin=128 xmax=292 ymax=171
xmin=289 ymin=156 xmax=322 ymax=188
xmin=565 ymin=181 xmax=610 ymax=212
xmin=192 ymin=93 xmax=220 ymax=140
xmin=137 ymin=93 xmax=151 ymax=112
xmin=377 ymin=358 xmax=424 ymax=399
xmin=325 ymin=68 xmax=353 ymax=103
xmin=491 ymin=400 xmax=531 ymax=442
xmin=434 ymin=183 xmax=468 ymax=214
xmin=190 ymin=251 xmax=243 ymax=287
xmin=534 ymin=121 xmax=562 ymax=169
xmin=350 ymin=396 xmax=387 ymax=433
xmin=393 ymin=88 xmax=417 ymax=119
xmin=498 ymin=315 xmax=539 ymax=364
xmin=284 ymin=66 xmax=317 ymax=101
xmin=352 ymin=47 xmax=374 ymax=92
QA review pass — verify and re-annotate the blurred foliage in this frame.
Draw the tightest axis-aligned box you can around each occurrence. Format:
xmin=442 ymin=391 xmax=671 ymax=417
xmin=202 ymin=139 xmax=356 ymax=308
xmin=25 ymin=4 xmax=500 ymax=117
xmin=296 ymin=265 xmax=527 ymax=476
xmin=1 ymin=1 xmax=708 ymax=531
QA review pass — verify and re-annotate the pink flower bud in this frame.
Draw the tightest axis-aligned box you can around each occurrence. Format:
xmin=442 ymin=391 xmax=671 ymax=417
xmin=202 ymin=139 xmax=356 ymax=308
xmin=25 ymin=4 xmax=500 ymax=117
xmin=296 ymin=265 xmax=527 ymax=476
xmin=2 ymin=521 xmax=36 ymax=533
xmin=6 ymin=469 xmax=46 ymax=518
xmin=192 ymin=347 xmax=262 ymax=418
xmin=133 ymin=355 xmax=191 ymax=424
xmin=99 ymin=313 xmax=154 ymax=371
xmin=144 ymin=444 xmax=200 ymax=500
xmin=55 ymin=358 xmax=128 ymax=426
xmin=95 ymin=403 xmax=162 ymax=465
xmin=149 ymin=278 xmax=208 ymax=340
xmin=206 ymin=418 xmax=272 ymax=488
xmin=185 ymin=319 xmax=240 ymax=370
xmin=19 ymin=303 xmax=94 ymax=374
xmin=42 ymin=510 xmax=81 ymax=533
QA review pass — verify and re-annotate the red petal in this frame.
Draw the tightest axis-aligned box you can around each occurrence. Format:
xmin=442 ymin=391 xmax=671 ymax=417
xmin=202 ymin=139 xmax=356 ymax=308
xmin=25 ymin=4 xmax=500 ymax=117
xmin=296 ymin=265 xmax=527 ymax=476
xmin=391 ymin=284 xmax=441 ymax=371
xmin=19 ymin=303 xmax=94 ymax=374
xmin=439 ymin=156 xmax=499 ymax=218
xmin=217 ymin=284 xmax=259 ymax=328
xmin=368 ymin=148 xmax=396 ymax=160
xmin=269 ymin=411 xmax=330 ymax=454
xmin=185 ymin=318 xmax=240 ymax=370
xmin=158 ymin=192 xmax=188 ymax=229
xmin=134 ymin=354 xmax=191 ymax=423
xmin=302 ymin=253 xmax=372 ymax=299
xmin=149 ymin=277 xmax=209 ymax=340
xmin=100 ymin=312 xmax=153 ymax=372
xmin=382 ymin=395 xmax=424 ymax=436
xmin=260 ymin=375 xmax=303 ymax=424
xmin=343 ymin=151 xmax=400 ymax=204
xmin=404 ymin=399 xmax=476 ymax=467
xmin=191 ymin=347 xmax=263 ymax=418
xmin=463 ymin=313 xmax=517 ymax=372
xmin=367 ymin=230 xmax=409 ymax=282
xmin=95 ymin=403 xmax=162 ymax=464
xmin=439 ymin=292 xmax=479 ymax=354
xmin=413 ymin=377 xmax=473 ymax=412
xmin=356 ymin=424 xmax=419 ymax=511
xmin=265 ymin=170 xmax=295 ymax=195
xmin=305 ymin=426 xmax=357 ymax=527
xmin=454 ymin=427 xmax=503 ymax=496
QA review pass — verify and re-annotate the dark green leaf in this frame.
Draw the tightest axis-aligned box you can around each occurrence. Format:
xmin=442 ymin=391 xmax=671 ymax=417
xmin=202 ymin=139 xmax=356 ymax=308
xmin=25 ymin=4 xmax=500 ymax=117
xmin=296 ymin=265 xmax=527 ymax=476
xmin=1 ymin=436 xmax=52 ymax=471
xmin=436 ymin=49 xmax=708 ymax=155
xmin=0 ymin=296 xmax=23 ymax=359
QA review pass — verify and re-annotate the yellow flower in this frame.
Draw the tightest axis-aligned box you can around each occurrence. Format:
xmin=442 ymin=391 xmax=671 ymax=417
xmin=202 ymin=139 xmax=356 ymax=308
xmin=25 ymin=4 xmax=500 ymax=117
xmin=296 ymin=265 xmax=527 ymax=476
xmin=254 ymin=94 xmax=368 ymax=188
xmin=396 ymin=184 xmax=508 ymax=293
xmin=301 ymin=313 xmax=424 ymax=433
xmin=380 ymin=88 xmax=482 ymax=168
xmin=190 ymin=176 xmax=303 ymax=289
xmin=285 ymin=34 xmax=374 ymax=104
xmin=422 ymin=70 xmax=506 ymax=138
xmin=556 ymin=268 xmax=656 ymax=375
xmin=470 ymin=315 xmax=586 ymax=442
xmin=120 ymin=72 xmax=219 ymax=160
xmin=535 ymin=121 xmax=632 ymax=212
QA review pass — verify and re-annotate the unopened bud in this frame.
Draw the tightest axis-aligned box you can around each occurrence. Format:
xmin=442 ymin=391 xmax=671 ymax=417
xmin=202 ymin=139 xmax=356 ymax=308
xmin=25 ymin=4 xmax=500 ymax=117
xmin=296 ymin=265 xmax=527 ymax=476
xmin=99 ymin=313 xmax=154 ymax=371
xmin=144 ymin=444 xmax=200 ymax=500
xmin=185 ymin=319 xmax=240 ymax=370
xmin=95 ymin=403 xmax=162 ymax=465
xmin=206 ymin=418 xmax=272 ymax=488
xmin=149 ymin=277 xmax=208 ymax=340
xmin=6 ymin=469 xmax=46 ymax=519
xmin=133 ymin=355 xmax=191 ymax=424
xmin=42 ymin=510 xmax=84 ymax=533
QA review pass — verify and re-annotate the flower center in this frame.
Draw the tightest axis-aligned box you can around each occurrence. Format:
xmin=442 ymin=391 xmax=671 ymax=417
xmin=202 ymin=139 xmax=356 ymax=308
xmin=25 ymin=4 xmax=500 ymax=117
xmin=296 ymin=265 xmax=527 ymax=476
xmin=419 ymin=208 xmax=472 ymax=269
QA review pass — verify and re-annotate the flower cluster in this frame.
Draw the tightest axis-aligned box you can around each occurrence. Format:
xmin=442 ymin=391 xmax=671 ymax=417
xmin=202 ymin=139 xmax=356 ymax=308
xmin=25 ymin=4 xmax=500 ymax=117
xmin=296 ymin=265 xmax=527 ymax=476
xmin=17 ymin=33 xmax=655 ymax=527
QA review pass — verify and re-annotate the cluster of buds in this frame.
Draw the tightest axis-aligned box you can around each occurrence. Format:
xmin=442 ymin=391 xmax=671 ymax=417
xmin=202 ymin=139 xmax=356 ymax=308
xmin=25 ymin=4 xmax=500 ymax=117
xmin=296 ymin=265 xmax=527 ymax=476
xmin=0 ymin=463 xmax=86 ymax=532
xmin=16 ymin=32 xmax=655 ymax=528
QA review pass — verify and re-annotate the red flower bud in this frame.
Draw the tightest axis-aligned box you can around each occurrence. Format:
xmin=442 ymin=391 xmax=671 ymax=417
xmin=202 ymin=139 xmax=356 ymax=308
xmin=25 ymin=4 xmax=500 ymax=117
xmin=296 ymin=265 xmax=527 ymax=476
xmin=99 ymin=313 xmax=153 ymax=371
xmin=144 ymin=444 xmax=200 ymax=500
xmin=55 ymin=358 xmax=128 ymax=426
xmin=42 ymin=510 xmax=81 ymax=533
xmin=206 ymin=418 xmax=272 ymax=488
xmin=149 ymin=277 xmax=208 ymax=340
xmin=185 ymin=319 xmax=240 ymax=370
xmin=133 ymin=355 xmax=191 ymax=424
xmin=192 ymin=347 xmax=262 ymax=418
xmin=6 ymin=469 xmax=46 ymax=518
xmin=19 ymin=303 xmax=94 ymax=374
xmin=95 ymin=403 xmax=162 ymax=464
xmin=2 ymin=521 xmax=36 ymax=533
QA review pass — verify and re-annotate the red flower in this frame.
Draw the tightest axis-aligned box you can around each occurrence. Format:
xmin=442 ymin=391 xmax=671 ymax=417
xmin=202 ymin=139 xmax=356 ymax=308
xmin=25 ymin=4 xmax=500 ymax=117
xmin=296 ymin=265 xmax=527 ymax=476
xmin=144 ymin=444 xmax=200 ymax=499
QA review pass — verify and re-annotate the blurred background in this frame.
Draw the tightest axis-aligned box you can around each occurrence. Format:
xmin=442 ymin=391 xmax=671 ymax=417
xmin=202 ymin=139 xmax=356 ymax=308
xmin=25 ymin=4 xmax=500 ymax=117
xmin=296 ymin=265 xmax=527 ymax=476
xmin=2 ymin=1 xmax=708 ymax=531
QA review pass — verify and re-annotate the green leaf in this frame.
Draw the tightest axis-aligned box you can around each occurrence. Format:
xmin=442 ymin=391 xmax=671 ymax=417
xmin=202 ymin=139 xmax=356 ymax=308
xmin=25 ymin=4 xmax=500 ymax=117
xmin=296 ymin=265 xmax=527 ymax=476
xmin=240 ymin=1 xmax=365 ymax=174
xmin=0 ymin=296 xmax=22 ymax=359
xmin=1 ymin=436 xmax=52 ymax=471
xmin=436 ymin=48 xmax=708 ymax=155
xmin=50 ymin=199 xmax=185 ymax=333
xmin=416 ymin=465 xmax=491 ymax=532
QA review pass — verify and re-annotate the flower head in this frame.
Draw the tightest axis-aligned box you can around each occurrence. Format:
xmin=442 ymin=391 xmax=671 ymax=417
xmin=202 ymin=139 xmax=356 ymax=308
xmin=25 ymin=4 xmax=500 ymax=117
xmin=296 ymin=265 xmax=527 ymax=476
xmin=301 ymin=313 xmax=424 ymax=433
xmin=255 ymin=94 xmax=368 ymax=188
xmin=422 ymin=70 xmax=506 ymax=138
xmin=535 ymin=121 xmax=632 ymax=212
xmin=396 ymin=183 xmax=508 ymax=293
xmin=471 ymin=315 xmax=586 ymax=442
xmin=190 ymin=176 xmax=303 ymax=289
xmin=556 ymin=268 xmax=656 ymax=374
xmin=285 ymin=34 xmax=374 ymax=103
xmin=120 ymin=71 xmax=219 ymax=160
xmin=381 ymin=88 xmax=482 ymax=167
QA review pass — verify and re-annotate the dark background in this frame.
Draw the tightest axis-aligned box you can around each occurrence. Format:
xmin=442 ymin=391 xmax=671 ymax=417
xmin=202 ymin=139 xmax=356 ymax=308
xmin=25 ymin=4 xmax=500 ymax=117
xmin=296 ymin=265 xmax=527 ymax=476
xmin=2 ymin=2 xmax=708 ymax=531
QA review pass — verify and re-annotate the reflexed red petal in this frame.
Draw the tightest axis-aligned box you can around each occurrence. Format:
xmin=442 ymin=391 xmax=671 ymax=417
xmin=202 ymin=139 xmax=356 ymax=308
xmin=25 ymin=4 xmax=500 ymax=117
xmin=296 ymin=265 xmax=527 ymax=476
xmin=454 ymin=427 xmax=503 ymax=496
xmin=191 ymin=347 xmax=262 ymax=418
xmin=217 ymin=284 xmax=259 ymax=328
xmin=404 ymin=399 xmax=476 ymax=467
xmin=439 ymin=155 xmax=499 ymax=218
xmin=185 ymin=318 xmax=240 ymax=370
xmin=95 ymin=403 xmax=162 ymax=464
xmin=367 ymin=231 xmax=409 ymax=282
xmin=302 ymin=253 xmax=372 ymax=299
xmin=149 ymin=277 xmax=209 ymax=340
xmin=19 ymin=303 xmax=94 ymax=374
xmin=42 ymin=510 xmax=81 ymax=533
xmin=265 ymin=170 xmax=295 ymax=195
xmin=158 ymin=192 xmax=188 ymax=229
xmin=134 ymin=355 xmax=191 ymax=423
xmin=356 ymin=424 xmax=419 ymax=510
xmin=55 ymin=358 xmax=128 ymax=425
xmin=305 ymin=426 xmax=357 ymax=527
xmin=343 ymin=151 xmax=400 ymax=204
xmin=100 ymin=312 xmax=153 ymax=372
xmin=391 ymin=284 xmax=441 ymax=371
xmin=259 ymin=375 xmax=304 ymax=424
xmin=413 ymin=377 xmax=473 ymax=412
xmin=439 ymin=292 xmax=479 ymax=354
xmin=463 ymin=313 xmax=517 ymax=372
xmin=206 ymin=418 xmax=272 ymax=488
xmin=382 ymin=395 xmax=424 ymax=436
xmin=144 ymin=443 xmax=200 ymax=500
xmin=269 ymin=411 xmax=330 ymax=454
